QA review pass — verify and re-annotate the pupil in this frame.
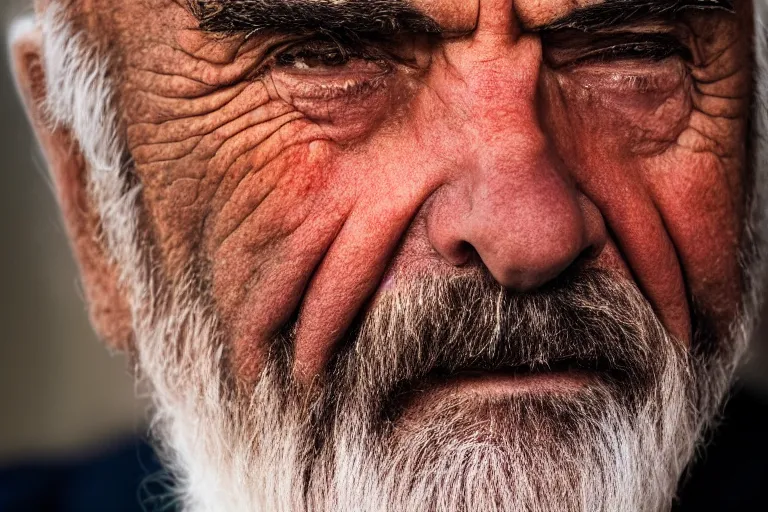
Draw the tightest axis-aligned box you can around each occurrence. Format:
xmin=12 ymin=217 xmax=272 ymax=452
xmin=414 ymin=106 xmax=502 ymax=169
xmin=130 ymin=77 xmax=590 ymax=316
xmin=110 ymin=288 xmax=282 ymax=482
xmin=277 ymin=40 xmax=354 ymax=69
xmin=321 ymin=51 xmax=347 ymax=66
xmin=277 ymin=53 xmax=296 ymax=66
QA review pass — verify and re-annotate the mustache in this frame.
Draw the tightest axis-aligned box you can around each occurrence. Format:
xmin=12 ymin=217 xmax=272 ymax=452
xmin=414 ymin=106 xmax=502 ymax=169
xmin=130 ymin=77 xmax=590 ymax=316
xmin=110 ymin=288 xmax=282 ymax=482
xmin=325 ymin=267 xmax=684 ymax=416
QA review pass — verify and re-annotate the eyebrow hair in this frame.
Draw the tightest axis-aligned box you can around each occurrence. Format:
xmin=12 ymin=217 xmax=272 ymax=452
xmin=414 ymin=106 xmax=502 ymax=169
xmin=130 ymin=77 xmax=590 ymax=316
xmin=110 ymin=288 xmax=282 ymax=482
xmin=541 ymin=0 xmax=735 ymax=32
xmin=189 ymin=0 xmax=442 ymax=38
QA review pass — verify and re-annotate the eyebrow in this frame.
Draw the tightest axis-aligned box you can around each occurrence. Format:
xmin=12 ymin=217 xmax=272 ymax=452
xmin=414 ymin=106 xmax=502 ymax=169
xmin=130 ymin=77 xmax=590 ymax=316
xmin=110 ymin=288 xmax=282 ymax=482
xmin=189 ymin=0 xmax=442 ymax=38
xmin=189 ymin=0 xmax=734 ymax=40
xmin=540 ymin=0 xmax=734 ymax=32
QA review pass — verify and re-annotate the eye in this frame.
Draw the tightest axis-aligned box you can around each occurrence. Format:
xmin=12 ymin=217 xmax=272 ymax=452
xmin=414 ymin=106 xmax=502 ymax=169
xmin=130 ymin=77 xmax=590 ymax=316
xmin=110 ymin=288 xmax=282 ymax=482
xmin=276 ymin=40 xmax=352 ymax=69
xmin=266 ymin=37 xmax=396 ymax=100
xmin=272 ymin=38 xmax=388 ymax=73
xmin=574 ymin=37 xmax=692 ymax=65
xmin=543 ymin=31 xmax=693 ymax=69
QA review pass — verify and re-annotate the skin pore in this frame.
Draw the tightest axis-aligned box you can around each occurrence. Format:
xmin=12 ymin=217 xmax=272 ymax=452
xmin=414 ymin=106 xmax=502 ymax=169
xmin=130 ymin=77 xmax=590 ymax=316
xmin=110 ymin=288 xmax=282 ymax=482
xmin=32 ymin=0 xmax=754 ymax=387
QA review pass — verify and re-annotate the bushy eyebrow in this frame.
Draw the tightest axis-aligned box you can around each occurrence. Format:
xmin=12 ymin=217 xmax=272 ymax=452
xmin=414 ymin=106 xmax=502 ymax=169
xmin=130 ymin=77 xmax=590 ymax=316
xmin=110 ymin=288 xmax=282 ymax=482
xmin=188 ymin=0 xmax=734 ymax=40
xmin=188 ymin=0 xmax=442 ymax=38
xmin=540 ymin=0 xmax=734 ymax=32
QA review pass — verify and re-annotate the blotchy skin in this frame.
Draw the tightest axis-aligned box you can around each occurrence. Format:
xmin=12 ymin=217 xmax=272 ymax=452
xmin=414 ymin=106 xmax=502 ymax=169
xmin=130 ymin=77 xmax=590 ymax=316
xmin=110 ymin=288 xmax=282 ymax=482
xmin=77 ymin=0 xmax=751 ymax=382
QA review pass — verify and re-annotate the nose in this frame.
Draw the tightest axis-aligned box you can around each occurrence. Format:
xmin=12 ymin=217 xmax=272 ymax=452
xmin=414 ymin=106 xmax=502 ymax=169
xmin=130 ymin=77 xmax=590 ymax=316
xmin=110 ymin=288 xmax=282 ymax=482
xmin=426 ymin=34 xmax=606 ymax=291
xmin=428 ymin=147 xmax=605 ymax=290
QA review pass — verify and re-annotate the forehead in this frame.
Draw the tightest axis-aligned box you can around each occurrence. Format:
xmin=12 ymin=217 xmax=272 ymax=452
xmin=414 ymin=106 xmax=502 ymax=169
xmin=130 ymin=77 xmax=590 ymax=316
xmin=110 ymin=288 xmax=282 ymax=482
xmin=406 ymin=0 xmax=607 ymax=29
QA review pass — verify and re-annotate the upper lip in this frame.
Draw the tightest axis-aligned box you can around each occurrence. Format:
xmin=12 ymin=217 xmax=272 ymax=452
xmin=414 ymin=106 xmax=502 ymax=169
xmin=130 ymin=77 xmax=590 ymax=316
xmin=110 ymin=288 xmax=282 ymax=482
xmin=430 ymin=357 xmax=614 ymax=379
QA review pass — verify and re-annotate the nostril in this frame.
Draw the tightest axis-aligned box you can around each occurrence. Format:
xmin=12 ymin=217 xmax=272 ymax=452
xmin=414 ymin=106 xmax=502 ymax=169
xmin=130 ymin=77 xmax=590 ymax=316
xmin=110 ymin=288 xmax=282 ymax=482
xmin=454 ymin=240 xmax=479 ymax=267
xmin=477 ymin=229 xmax=600 ymax=292
xmin=572 ymin=244 xmax=601 ymax=274
xmin=540 ymin=245 xmax=602 ymax=291
xmin=439 ymin=238 xmax=478 ymax=267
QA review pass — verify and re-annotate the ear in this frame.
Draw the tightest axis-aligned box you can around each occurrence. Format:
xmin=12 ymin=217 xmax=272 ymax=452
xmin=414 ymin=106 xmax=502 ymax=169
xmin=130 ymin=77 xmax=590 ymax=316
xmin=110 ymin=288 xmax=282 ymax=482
xmin=10 ymin=18 xmax=134 ymax=352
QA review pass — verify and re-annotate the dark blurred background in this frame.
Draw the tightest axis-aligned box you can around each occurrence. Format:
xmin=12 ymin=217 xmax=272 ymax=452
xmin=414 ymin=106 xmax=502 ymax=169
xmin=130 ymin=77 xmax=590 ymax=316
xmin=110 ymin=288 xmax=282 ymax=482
xmin=1 ymin=1 xmax=767 ymax=511
xmin=0 ymin=2 xmax=163 ymax=511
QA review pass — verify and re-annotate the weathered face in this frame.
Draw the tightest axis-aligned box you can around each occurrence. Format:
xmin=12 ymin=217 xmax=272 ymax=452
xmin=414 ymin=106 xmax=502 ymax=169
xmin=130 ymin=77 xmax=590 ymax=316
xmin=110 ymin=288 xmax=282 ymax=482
xmin=79 ymin=0 xmax=750 ymax=385
xmin=12 ymin=0 xmax=759 ymax=509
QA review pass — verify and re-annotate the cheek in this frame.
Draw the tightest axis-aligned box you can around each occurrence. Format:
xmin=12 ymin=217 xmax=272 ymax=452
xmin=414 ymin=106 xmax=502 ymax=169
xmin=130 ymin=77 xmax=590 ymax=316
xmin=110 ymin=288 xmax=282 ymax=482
xmin=198 ymin=137 xmax=364 ymax=380
xmin=646 ymin=151 xmax=744 ymax=326
xmin=208 ymin=142 xmax=350 ymax=324
xmin=543 ymin=63 xmax=744 ymax=340
xmin=125 ymin=57 xmax=432 ymax=378
xmin=207 ymin=135 xmax=439 ymax=379
xmin=545 ymin=62 xmax=692 ymax=157
xmin=127 ymin=76 xmax=379 ymax=271
xmin=127 ymin=80 xmax=310 ymax=269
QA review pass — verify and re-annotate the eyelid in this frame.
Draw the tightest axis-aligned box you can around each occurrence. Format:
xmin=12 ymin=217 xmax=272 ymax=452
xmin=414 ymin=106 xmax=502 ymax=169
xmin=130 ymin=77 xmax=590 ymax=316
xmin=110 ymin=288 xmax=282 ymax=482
xmin=266 ymin=31 xmax=434 ymax=71
xmin=542 ymin=29 xmax=692 ymax=69
xmin=260 ymin=37 xmax=380 ymax=73
xmin=262 ymin=37 xmax=398 ymax=101
xmin=563 ymin=59 xmax=687 ymax=95
xmin=574 ymin=40 xmax=691 ymax=65
xmin=247 ymin=36 xmax=315 ymax=78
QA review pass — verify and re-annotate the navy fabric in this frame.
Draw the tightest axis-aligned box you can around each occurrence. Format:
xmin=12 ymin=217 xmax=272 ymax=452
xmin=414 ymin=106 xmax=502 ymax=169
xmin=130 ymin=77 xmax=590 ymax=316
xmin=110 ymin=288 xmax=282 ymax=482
xmin=674 ymin=386 xmax=768 ymax=512
xmin=0 ymin=437 xmax=171 ymax=512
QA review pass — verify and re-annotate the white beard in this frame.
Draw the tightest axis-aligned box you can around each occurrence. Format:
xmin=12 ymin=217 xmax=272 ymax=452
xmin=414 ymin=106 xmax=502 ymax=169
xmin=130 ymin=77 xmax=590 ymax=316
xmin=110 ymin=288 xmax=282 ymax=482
xmin=31 ymin=2 xmax=768 ymax=511
xmin=128 ymin=270 xmax=702 ymax=512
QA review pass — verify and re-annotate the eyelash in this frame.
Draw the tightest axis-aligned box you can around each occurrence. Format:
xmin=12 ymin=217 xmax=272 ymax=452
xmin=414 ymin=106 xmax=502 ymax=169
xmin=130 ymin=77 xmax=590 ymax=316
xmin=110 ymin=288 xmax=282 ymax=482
xmin=574 ymin=39 xmax=692 ymax=65
xmin=271 ymin=38 xmax=387 ymax=70
xmin=541 ymin=31 xmax=693 ymax=69
xmin=265 ymin=32 xmax=690 ymax=100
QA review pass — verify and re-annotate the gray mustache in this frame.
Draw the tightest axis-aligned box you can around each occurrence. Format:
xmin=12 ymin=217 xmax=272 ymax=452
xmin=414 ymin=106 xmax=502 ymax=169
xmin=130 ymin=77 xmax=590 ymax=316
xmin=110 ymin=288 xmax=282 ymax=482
xmin=327 ymin=267 xmax=676 ymax=408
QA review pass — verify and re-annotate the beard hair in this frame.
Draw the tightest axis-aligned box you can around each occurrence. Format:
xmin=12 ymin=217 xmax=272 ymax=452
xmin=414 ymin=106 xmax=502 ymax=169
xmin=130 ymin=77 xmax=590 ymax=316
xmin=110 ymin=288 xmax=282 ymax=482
xmin=34 ymin=2 xmax=768 ymax=511
xmin=302 ymin=269 xmax=700 ymax=512
xmin=131 ymin=267 xmax=708 ymax=512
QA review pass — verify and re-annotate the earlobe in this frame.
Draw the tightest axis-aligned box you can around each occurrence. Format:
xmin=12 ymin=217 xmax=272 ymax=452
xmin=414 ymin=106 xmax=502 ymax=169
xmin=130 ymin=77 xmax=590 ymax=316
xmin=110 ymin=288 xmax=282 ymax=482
xmin=10 ymin=19 xmax=135 ymax=352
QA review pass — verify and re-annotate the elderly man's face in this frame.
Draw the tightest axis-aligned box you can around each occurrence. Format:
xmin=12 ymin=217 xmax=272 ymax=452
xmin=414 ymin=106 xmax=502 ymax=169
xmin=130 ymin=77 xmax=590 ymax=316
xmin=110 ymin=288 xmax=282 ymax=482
xmin=120 ymin=0 xmax=749 ymax=379
xmin=11 ymin=0 xmax=760 ymax=510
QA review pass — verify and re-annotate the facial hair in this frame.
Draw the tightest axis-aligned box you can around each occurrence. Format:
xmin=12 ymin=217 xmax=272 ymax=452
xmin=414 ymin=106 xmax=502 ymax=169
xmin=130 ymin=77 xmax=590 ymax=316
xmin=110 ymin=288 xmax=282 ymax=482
xmin=299 ymin=269 xmax=701 ymax=512
xmin=36 ymin=3 xmax=764 ymax=511
xmin=133 ymin=267 xmax=707 ymax=512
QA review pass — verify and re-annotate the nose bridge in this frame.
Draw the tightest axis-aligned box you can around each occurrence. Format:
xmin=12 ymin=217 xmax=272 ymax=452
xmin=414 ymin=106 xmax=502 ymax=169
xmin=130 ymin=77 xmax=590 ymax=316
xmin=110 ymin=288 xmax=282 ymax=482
xmin=464 ymin=41 xmax=550 ymax=194
xmin=449 ymin=24 xmax=541 ymax=113
xmin=426 ymin=31 xmax=605 ymax=290
xmin=442 ymin=29 xmax=546 ymax=160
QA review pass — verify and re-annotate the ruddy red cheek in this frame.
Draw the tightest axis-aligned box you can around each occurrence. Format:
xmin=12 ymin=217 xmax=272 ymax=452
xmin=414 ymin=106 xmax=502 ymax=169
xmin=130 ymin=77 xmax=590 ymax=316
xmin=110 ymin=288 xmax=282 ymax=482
xmin=536 ymin=49 xmax=745 ymax=348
